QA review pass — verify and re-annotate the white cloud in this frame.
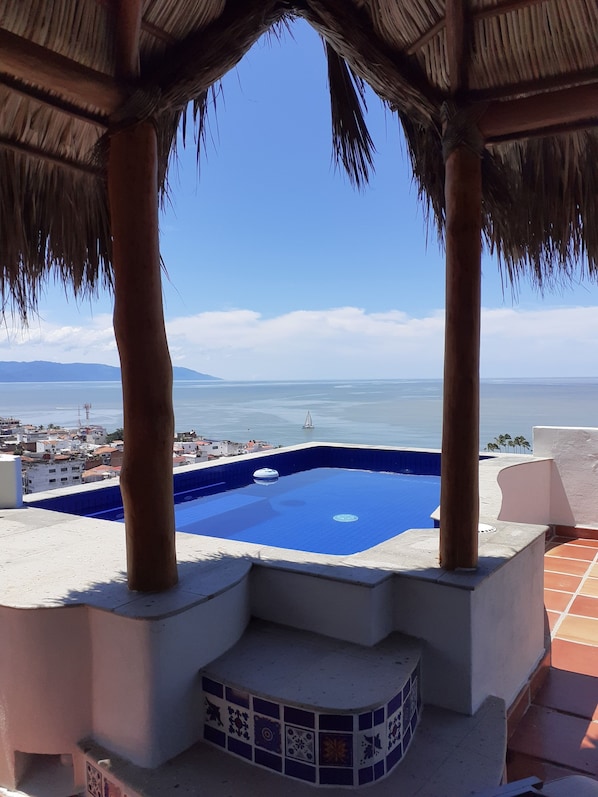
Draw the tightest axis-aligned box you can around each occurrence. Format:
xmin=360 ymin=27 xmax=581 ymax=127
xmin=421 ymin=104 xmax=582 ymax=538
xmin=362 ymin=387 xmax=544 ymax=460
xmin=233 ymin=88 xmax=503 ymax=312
xmin=1 ymin=306 xmax=597 ymax=380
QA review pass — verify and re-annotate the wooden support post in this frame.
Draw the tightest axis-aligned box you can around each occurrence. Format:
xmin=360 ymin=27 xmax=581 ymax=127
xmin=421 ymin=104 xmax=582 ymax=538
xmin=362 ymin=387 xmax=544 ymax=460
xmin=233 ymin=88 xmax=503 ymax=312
xmin=439 ymin=143 xmax=482 ymax=570
xmin=108 ymin=0 xmax=177 ymax=591
xmin=108 ymin=121 xmax=178 ymax=591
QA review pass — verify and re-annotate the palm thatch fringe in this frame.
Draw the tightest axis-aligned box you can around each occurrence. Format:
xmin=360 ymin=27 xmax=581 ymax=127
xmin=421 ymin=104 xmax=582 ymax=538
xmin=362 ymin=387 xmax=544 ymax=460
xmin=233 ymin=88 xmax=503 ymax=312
xmin=324 ymin=40 xmax=376 ymax=188
xmin=0 ymin=149 xmax=111 ymax=320
xmin=400 ymin=115 xmax=598 ymax=291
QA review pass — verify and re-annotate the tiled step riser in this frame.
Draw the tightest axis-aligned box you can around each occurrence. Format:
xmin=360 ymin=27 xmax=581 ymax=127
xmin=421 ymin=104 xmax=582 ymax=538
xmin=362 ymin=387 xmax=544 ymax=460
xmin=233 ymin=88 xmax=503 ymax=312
xmin=201 ymin=666 xmax=421 ymax=788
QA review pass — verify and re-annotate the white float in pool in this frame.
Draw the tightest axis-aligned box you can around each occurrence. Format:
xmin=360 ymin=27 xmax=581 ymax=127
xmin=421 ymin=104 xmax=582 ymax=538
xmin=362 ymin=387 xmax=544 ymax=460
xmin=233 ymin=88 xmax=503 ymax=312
xmin=333 ymin=514 xmax=359 ymax=523
xmin=253 ymin=468 xmax=279 ymax=485
xmin=478 ymin=523 xmax=497 ymax=533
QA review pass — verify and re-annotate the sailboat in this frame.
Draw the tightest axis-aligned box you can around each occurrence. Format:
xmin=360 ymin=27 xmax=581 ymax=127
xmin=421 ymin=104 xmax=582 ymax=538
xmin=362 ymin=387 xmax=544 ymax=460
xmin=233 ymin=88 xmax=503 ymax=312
xmin=303 ymin=411 xmax=314 ymax=429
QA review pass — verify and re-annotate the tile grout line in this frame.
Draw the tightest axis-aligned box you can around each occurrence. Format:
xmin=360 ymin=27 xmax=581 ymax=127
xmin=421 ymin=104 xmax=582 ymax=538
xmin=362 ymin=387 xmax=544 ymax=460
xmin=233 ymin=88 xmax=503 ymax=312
xmin=549 ymin=548 xmax=598 ymax=640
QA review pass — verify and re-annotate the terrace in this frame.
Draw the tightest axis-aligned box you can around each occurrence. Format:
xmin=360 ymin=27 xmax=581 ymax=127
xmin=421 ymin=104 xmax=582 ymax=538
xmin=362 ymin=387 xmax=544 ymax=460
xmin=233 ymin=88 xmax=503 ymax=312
xmin=0 ymin=427 xmax=596 ymax=795
xmin=2 ymin=1 xmax=598 ymax=794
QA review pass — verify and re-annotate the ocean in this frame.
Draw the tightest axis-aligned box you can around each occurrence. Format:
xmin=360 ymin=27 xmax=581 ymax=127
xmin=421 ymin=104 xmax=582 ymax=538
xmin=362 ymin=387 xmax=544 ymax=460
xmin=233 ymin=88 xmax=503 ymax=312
xmin=1 ymin=378 xmax=597 ymax=451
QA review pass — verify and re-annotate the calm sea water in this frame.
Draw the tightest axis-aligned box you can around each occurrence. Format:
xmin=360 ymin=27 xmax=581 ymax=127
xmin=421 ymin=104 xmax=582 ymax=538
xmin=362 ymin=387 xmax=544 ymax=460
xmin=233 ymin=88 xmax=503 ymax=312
xmin=1 ymin=378 xmax=597 ymax=450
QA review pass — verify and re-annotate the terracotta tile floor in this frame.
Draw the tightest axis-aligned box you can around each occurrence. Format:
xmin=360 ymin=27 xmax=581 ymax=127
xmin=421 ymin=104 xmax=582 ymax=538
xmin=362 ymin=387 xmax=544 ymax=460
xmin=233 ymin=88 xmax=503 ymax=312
xmin=507 ymin=534 xmax=598 ymax=783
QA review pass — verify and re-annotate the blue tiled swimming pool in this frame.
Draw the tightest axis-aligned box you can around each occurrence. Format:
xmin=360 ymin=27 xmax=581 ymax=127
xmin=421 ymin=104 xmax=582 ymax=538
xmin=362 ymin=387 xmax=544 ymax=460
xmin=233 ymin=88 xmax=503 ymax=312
xmin=176 ymin=467 xmax=439 ymax=554
xmin=27 ymin=445 xmax=444 ymax=554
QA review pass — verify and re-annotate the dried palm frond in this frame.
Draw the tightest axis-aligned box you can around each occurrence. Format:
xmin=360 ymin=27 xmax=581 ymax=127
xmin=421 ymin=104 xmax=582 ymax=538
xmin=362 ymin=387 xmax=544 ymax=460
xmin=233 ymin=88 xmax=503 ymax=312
xmin=399 ymin=111 xmax=598 ymax=292
xmin=0 ymin=149 xmax=111 ymax=321
xmin=324 ymin=39 xmax=376 ymax=188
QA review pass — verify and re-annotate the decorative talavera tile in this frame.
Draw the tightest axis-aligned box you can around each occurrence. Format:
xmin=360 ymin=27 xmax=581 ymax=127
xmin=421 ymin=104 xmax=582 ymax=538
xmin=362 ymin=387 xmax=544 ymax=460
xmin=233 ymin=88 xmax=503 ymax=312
xmin=228 ymin=705 xmax=252 ymax=742
xmin=357 ymin=728 xmax=384 ymax=766
xmin=387 ymin=707 xmax=403 ymax=754
xmin=254 ymin=714 xmax=282 ymax=753
xmin=204 ymin=694 xmax=226 ymax=730
xmin=319 ymin=732 xmax=353 ymax=768
xmin=403 ymin=677 xmax=418 ymax=733
xmin=285 ymin=725 xmax=316 ymax=763
xmin=86 ymin=762 xmax=103 ymax=797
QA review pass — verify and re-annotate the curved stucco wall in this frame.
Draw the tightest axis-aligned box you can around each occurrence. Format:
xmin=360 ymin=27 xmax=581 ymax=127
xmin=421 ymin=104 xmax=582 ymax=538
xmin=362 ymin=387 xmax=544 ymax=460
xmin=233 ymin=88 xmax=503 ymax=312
xmin=497 ymin=459 xmax=553 ymax=524
xmin=0 ymin=571 xmax=251 ymax=788
xmin=534 ymin=427 xmax=598 ymax=526
xmin=90 ymin=577 xmax=251 ymax=768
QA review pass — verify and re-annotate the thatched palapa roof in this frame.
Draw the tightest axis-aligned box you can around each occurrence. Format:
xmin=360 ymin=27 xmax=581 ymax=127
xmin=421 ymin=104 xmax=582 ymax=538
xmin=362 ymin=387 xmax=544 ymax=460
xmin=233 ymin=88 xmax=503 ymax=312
xmin=1 ymin=0 xmax=598 ymax=316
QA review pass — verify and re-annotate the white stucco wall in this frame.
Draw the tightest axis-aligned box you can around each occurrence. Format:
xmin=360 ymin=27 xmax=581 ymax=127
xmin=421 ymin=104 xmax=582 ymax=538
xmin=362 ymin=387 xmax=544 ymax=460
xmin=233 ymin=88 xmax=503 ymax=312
xmin=250 ymin=566 xmax=394 ymax=646
xmin=0 ymin=605 xmax=91 ymax=788
xmin=392 ymin=534 xmax=545 ymax=715
xmin=0 ymin=456 xmax=22 ymax=508
xmin=497 ymin=459 xmax=553 ymax=524
xmin=534 ymin=426 xmax=598 ymax=526
xmin=392 ymin=578 xmax=472 ymax=712
xmin=471 ymin=535 xmax=545 ymax=712
xmin=90 ymin=578 xmax=250 ymax=769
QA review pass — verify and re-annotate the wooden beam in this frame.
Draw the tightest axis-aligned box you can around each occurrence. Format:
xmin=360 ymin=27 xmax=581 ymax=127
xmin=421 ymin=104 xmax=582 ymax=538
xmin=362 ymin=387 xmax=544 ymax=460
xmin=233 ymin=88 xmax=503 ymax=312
xmin=0 ymin=28 xmax=125 ymax=116
xmin=478 ymin=83 xmax=598 ymax=142
xmin=108 ymin=0 xmax=178 ymax=592
xmin=469 ymin=66 xmax=598 ymax=104
xmin=445 ymin=0 xmax=467 ymax=95
xmin=440 ymin=144 xmax=482 ymax=571
xmin=0 ymin=74 xmax=108 ymax=128
xmin=114 ymin=0 xmax=143 ymax=78
xmin=141 ymin=19 xmax=176 ymax=46
xmin=406 ymin=0 xmax=549 ymax=56
xmin=0 ymin=135 xmax=102 ymax=176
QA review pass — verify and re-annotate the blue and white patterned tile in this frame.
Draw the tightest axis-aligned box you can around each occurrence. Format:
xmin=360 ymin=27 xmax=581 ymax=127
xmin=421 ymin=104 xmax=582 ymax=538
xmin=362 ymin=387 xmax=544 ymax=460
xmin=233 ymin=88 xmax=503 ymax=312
xmin=402 ymin=677 xmax=419 ymax=733
xmin=387 ymin=706 xmax=403 ymax=754
xmin=357 ymin=726 xmax=385 ymax=766
xmin=285 ymin=724 xmax=316 ymax=763
xmin=228 ymin=704 xmax=252 ymax=742
xmin=254 ymin=714 xmax=282 ymax=754
xmin=204 ymin=694 xmax=226 ymax=731
xmin=86 ymin=762 xmax=103 ymax=797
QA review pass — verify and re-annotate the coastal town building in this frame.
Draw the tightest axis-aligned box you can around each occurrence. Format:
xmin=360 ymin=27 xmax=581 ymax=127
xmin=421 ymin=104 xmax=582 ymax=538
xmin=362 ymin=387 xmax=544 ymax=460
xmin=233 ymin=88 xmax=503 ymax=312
xmin=0 ymin=418 xmax=273 ymax=494
xmin=22 ymin=457 xmax=83 ymax=494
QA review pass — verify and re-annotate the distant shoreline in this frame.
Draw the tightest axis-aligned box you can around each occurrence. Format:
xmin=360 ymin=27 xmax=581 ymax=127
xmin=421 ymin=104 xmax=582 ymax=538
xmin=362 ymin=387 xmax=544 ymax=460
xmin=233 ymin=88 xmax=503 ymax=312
xmin=0 ymin=360 xmax=220 ymax=383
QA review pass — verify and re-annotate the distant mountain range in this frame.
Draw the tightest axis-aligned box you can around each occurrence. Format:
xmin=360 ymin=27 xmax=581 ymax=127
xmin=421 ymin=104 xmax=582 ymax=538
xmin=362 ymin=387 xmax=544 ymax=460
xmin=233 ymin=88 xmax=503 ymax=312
xmin=0 ymin=360 xmax=220 ymax=382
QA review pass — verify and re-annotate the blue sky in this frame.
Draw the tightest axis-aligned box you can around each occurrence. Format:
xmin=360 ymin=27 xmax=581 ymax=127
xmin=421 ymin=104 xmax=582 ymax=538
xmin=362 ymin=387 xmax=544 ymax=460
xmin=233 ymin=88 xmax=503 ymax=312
xmin=2 ymin=20 xmax=598 ymax=380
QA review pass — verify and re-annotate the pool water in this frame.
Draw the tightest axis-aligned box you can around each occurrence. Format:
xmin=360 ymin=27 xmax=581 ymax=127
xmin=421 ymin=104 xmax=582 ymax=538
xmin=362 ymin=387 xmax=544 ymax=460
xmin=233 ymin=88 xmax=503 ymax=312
xmin=173 ymin=467 xmax=440 ymax=555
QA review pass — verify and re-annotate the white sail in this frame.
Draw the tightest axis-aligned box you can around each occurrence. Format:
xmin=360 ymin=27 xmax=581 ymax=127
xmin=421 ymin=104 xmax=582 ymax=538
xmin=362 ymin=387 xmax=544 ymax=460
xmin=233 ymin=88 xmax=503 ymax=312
xmin=303 ymin=411 xmax=314 ymax=429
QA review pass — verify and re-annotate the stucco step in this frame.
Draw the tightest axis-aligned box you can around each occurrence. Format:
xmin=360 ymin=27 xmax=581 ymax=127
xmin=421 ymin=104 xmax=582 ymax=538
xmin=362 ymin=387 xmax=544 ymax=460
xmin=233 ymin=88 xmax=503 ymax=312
xmin=200 ymin=620 xmax=422 ymax=787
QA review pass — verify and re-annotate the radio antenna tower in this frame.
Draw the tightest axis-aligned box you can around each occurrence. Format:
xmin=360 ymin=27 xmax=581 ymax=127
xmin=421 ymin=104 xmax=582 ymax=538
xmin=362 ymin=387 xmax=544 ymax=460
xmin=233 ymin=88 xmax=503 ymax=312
xmin=83 ymin=403 xmax=92 ymax=422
